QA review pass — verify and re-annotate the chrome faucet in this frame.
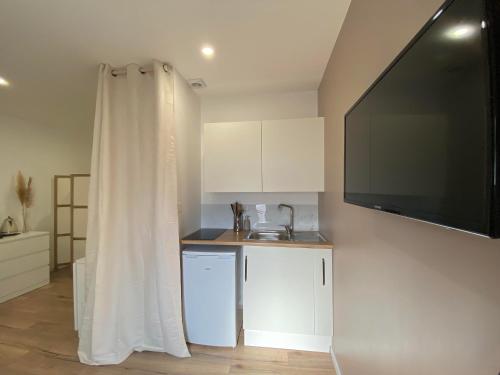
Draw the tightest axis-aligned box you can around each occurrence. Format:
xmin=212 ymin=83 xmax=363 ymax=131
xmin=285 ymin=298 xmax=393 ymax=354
xmin=279 ymin=204 xmax=294 ymax=235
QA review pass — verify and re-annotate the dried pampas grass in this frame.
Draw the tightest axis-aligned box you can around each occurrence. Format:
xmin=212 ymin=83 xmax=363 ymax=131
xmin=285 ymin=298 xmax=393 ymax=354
xmin=25 ymin=177 xmax=33 ymax=208
xmin=16 ymin=171 xmax=34 ymax=232
xmin=16 ymin=171 xmax=34 ymax=208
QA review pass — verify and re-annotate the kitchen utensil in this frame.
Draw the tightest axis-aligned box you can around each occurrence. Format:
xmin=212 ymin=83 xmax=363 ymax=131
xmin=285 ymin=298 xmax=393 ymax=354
xmin=231 ymin=201 xmax=244 ymax=232
xmin=1 ymin=216 xmax=19 ymax=234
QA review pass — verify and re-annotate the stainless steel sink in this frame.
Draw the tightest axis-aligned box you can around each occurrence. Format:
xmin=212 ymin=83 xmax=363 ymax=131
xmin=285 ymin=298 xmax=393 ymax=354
xmin=245 ymin=230 xmax=327 ymax=243
xmin=292 ymin=231 xmax=327 ymax=242
xmin=246 ymin=230 xmax=291 ymax=241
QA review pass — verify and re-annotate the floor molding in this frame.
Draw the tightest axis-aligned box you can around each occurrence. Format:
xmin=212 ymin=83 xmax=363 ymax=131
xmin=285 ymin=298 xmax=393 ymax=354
xmin=330 ymin=345 xmax=343 ymax=375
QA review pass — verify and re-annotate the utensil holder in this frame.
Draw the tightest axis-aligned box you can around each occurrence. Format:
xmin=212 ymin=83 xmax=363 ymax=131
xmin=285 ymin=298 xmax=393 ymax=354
xmin=233 ymin=213 xmax=242 ymax=232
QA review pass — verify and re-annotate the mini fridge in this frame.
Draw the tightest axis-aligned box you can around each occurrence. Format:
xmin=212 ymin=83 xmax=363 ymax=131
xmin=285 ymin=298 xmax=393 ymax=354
xmin=182 ymin=246 xmax=242 ymax=347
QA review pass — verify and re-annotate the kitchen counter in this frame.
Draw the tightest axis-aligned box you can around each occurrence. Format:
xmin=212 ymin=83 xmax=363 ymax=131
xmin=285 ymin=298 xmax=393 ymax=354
xmin=180 ymin=228 xmax=334 ymax=353
xmin=181 ymin=229 xmax=333 ymax=249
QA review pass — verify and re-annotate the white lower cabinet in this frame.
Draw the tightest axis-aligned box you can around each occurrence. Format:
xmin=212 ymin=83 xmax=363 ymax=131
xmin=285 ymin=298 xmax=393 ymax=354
xmin=314 ymin=250 xmax=333 ymax=336
xmin=243 ymin=246 xmax=332 ymax=352
xmin=243 ymin=246 xmax=315 ymax=334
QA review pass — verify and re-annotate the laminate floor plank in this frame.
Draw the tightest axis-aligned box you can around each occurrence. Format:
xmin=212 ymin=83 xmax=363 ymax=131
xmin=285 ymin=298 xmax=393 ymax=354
xmin=0 ymin=268 xmax=336 ymax=375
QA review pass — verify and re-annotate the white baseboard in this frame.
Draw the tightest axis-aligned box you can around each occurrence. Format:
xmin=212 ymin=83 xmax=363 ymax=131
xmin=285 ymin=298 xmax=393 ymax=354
xmin=244 ymin=329 xmax=331 ymax=353
xmin=330 ymin=345 xmax=343 ymax=375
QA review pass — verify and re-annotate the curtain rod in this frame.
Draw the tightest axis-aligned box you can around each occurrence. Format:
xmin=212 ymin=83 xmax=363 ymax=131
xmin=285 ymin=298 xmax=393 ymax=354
xmin=111 ymin=63 xmax=170 ymax=77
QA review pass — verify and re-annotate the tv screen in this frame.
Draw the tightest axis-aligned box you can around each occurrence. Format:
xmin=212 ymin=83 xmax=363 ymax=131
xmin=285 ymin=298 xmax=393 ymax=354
xmin=344 ymin=0 xmax=500 ymax=237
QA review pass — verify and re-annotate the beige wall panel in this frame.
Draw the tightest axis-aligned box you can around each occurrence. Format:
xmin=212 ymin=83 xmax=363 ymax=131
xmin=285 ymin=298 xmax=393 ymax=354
xmin=73 ymin=176 xmax=89 ymax=206
xmin=57 ymin=178 xmax=71 ymax=205
xmin=57 ymin=236 xmax=71 ymax=264
xmin=73 ymin=208 xmax=87 ymax=238
xmin=318 ymin=1 xmax=500 ymax=374
xmin=56 ymin=207 xmax=71 ymax=234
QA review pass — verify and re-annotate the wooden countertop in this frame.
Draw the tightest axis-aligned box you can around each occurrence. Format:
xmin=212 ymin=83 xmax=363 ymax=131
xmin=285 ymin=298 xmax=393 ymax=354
xmin=181 ymin=229 xmax=333 ymax=249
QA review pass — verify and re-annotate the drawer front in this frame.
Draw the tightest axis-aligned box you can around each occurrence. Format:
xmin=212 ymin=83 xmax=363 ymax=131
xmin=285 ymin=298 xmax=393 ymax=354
xmin=0 ymin=250 xmax=49 ymax=281
xmin=0 ymin=235 xmax=49 ymax=262
xmin=0 ymin=266 xmax=49 ymax=303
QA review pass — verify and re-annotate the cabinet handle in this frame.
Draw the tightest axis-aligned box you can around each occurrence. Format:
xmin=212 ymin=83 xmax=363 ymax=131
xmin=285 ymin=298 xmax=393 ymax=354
xmin=322 ymin=258 xmax=325 ymax=286
xmin=245 ymin=256 xmax=248 ymax=282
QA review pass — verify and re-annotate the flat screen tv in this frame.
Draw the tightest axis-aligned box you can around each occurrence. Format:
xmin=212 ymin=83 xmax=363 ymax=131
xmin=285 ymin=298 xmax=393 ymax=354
xmin=344 ymin=0 xmax=500 ymax=237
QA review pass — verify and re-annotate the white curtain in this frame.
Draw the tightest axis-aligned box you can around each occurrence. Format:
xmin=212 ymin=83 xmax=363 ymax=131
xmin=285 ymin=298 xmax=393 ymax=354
xmin=78 ymin=61 xmax=190 ymax=365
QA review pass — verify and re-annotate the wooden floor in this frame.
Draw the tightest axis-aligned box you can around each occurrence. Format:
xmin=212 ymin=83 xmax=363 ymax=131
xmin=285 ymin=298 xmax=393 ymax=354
xmin=0 ymin=268 xmax=336 ymax=374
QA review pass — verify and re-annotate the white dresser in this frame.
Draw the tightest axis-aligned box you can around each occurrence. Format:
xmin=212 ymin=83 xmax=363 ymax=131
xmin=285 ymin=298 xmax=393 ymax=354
xmin=0 ymin=231 xmax=50 ymax=303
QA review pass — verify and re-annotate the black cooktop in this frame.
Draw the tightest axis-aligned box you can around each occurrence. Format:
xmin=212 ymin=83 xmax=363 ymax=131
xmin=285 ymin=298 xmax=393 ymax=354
xmin=182 ymin=228 xmax=226 ymax=241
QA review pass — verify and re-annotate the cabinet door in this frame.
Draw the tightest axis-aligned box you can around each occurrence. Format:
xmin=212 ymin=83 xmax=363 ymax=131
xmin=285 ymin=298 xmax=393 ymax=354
xmin=262 ymin=118 xmax=324 ymax=192
xmin=243 ymin=246 xmax=315 ymax=335
xmin=314 ymin=250 xmax=333 ymax=336
xmin=204 ymin=122 xmax=262 ymax=192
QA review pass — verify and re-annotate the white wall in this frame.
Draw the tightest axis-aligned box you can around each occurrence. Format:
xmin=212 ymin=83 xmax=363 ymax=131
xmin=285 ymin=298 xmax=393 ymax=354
xmin=201 ymin=90 xmax=319 ymax=123
xmin=0 ymin=114 xmax=92 ymax=268
xmin=201 ymin=90 xmax=319 ymax=230
xmin=174 ymin=71 xmax=201 ymax=237
xmin=0 ymin=71 xmax=200 ymax=267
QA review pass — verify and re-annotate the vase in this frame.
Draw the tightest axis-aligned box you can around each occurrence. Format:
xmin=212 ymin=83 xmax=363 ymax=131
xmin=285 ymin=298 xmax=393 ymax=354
xmin=22 ymin=205 xmax=30 ymax=233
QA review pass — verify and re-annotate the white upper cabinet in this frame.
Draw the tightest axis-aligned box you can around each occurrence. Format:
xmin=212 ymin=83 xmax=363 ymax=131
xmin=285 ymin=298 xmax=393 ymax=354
xmin=203 ymin=121 xmax=262 ymax=192
xmin=203 ymin=117 xmax=324 ymax=192
xmin=262 ymin=118 xmax=324 ymax=192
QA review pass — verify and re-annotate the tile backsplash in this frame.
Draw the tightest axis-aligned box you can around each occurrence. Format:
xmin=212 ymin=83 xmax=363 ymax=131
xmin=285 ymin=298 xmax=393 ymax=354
xmin=201 ymin=204 xmax=318 ymax=231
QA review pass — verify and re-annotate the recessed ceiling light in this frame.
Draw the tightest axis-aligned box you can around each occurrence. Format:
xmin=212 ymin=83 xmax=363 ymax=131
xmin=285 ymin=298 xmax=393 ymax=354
xmin=445 ymin=24 xmax=476 ymax=39
xmin=0 ymin=76 xmax=9 ymax=87
xmin=201 ymin=46 xmax=215 ymax=58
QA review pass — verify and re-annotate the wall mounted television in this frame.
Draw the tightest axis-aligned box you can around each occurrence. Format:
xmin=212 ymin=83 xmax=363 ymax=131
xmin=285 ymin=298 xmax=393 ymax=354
xmin=344 ymin=0 xmax=500 ymax=237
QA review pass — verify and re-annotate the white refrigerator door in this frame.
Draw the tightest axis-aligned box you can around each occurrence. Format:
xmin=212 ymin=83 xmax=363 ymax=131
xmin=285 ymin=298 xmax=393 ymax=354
xmin=183 ymin=252 xmax=237 ymax=347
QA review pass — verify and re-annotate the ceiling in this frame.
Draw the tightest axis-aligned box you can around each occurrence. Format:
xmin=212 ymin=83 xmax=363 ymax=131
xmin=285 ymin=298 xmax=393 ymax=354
xmin=0 ymin=0 xmax=350 ymax=126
